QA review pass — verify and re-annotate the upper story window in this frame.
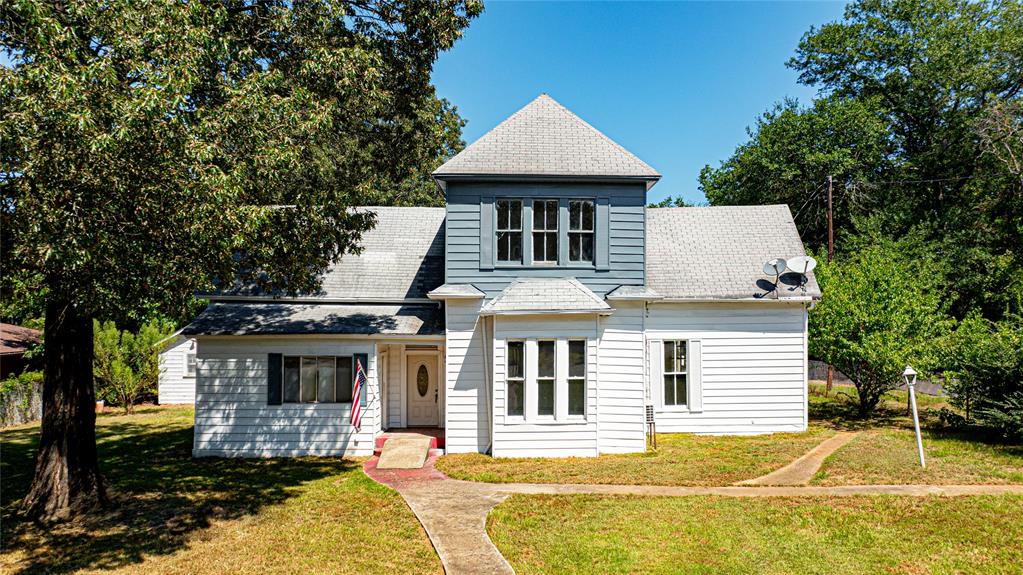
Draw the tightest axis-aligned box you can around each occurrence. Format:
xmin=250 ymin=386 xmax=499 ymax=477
xmin=532 ymin=200 xmax=558 ymax=264
xmin=569 ymin=200 xmax=595 ymax=263
xmin=496 ymin=199 xmax=523 ymax=263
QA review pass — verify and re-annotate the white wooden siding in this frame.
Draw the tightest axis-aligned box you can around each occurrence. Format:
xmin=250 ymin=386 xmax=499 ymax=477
xmin=193 ymin=338 xmax=380 ymax=457
xmin=444 ymin=299 xmax=491 ymax=453
xmin=645 ymin=302 xmax=809 ymax=434
xmin=491 ymin=315 xmax=599 ymax=457
xmin=383 ymin=344 xmax=403 ymax=429
xmin=158 ymin=337 xmax=196 ymax=404
xmin=596 ymin=301 xmax=646 ymax=453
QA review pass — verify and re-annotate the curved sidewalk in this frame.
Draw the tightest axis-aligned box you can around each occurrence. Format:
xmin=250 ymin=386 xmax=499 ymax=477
xmin=365 ymin=454 xmax=1023 ymax=575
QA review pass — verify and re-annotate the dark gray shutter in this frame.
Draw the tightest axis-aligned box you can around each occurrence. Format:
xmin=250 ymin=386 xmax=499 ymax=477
xmin=596 ymin=196 xmax=610 ymax=271
xmin=353 ymin=353 xmax=369 ymax=407
xmin=480 ymin=194 xmax=494 ymax=270
xmin=267 ymin=353 xmax=283 ymax=405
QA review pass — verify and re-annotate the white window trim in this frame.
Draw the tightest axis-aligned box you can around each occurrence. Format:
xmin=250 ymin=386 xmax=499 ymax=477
xmin=568 ymin=198 xmax=596 ymax=264
xmin=659 ymin=340 xmax=690 ymax=412
xmin=495 ymin=199 xmax=523 ymax=264
xmin=531 ymin=199 xmax=559 ymax=265
xmin=505 ymin=340 xmax=526 ymax=420
xmin=565 ymin=339 xmax=587 ymax=419
xmin=184 ymin=351 xmax=197 ymax=378
xmin=535 ymin=339 xmax=557 ymax=419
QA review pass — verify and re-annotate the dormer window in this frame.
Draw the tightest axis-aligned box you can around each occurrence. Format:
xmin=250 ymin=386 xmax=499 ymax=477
xmin=496 ymin=199 xmax=522 ymax=263
xmin=569 ymin=200 xmax=595 ymax=263
xmin=532 ymin=199 xmax=558 ymax=264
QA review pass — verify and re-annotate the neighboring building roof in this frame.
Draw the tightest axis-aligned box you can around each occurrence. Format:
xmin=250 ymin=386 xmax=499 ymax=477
xmin=645 ymin=205 xmax=821 ymax=301
xmin=183 ymin=303 xmax=444 ymax=336
xmin=214 ymin=206 xmax=445 ymax=302
xmin=0 ymin=323 xmax=41 ymax=355
xmin=480 ymin=278 xmax=613 ymax=315
xmin=433 ymin=94 xmax=660 ymax=183
xmin=605 ymin=285 xmax=663 ymax=301
xmin=427 ymin=284 xmax=486 ymax=299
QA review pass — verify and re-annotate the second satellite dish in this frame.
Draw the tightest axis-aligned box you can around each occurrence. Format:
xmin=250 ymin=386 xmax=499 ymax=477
xmin=786 ymin=255 xmax=818 ymax=275
xmin=763 ymin=258 xmax=787 ymax=276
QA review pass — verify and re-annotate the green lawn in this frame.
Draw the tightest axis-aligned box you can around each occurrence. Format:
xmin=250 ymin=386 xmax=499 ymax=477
xmin=437 ymin=426 xmax=834 ymax=486
xmin=488 ymin=494 xmax=1023 ymax=575
xmin=0 ymin=406 xmax=440 ymax=575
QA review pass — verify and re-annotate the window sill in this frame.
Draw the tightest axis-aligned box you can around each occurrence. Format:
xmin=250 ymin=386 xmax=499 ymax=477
xmin=492 ymin=264 xmax=596 ymax=271
xmin=658 ymin=405 xmax=690 ymax=413
xmin=500 ymin=418 xmax=592 ymax=426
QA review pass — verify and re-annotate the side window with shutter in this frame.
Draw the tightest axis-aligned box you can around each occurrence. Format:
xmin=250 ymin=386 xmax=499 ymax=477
xmin=267 ymin=353 xmax=283 ymax=405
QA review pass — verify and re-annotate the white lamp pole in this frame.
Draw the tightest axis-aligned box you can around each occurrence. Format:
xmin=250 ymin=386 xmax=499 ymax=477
xmin=903 ymin=366 xmax=926 ymax=468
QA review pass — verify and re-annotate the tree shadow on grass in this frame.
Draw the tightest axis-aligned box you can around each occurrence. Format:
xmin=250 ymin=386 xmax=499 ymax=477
xmin=1 ymin=412 xmax=355 ymax=575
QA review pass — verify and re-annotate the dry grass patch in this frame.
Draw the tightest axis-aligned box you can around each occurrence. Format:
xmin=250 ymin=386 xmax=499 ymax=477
xmin=1 ymin=406 xmax=440 ymax=575
xmin=488 ymin=493 xmax=1023 ymax=574
xmin=812 ymin=426 xmax=1023 ymax=485
xmin=436 ymin=426 xmax=833 ymax=486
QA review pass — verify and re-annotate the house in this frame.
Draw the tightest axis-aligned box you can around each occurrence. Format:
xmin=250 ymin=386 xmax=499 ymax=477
xmin=157 ymin=332 xmax=197 ymax=404
xmin=183 ymin=94 xmax=820 ymax=458
xmin=1 ymin=323 xmax=41 ymax=380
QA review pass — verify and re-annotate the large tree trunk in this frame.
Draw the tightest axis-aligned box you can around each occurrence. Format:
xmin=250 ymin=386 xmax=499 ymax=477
xmin=19 ymin=297 xmax=107 ymax=522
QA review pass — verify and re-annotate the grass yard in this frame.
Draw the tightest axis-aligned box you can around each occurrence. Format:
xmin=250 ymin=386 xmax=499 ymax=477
xmin=0 ymin=406 xmax=441 ymax=575
xmin=488 ymin=493 xmax=1023 ymax=575
xmin=436 ymin=426 xmax=834 ymax=486
xmin=808 ymin=383 xmax=1023 ymax=485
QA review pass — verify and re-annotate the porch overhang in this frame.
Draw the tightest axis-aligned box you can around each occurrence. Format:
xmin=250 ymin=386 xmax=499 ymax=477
xmin=479 ymin=277 xmax=613 ymax=316
xmin=182 ymin=302 xmax=444 ymax=337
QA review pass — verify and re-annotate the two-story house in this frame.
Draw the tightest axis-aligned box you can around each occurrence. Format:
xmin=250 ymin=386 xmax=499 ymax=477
xmin=185 ymin=94 xmax=819 ymax=458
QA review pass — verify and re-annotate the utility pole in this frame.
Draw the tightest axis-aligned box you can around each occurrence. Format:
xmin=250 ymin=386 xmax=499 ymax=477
xmin=826 ymin=175 xmax=834 ymax=397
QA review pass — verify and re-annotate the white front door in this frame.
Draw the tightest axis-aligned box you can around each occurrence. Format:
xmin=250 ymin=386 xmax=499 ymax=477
xmin=406 ymin=355 xmax=439 ymax=426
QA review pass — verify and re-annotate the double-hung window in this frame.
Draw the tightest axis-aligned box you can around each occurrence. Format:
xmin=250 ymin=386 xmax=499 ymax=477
xmin=663 ymin=341 xmax=687 ymax=406
xmin=569 ymin=200 xmax=595 ymax=263
xmin=537 ymin=341 xmax=555 ymax=416
xmin=185 ymin=352 xmax=197 ymax=377
xmin=506 ymin=341 xmax=525 ymax=416
xmin=496 ymin=199 xmax=523 ymax=264
xmin=568 ymin=340 xmax=586 ymax=416
xmin=532 ymin=200 xmax=558 ymax=264
xmin=283 ymin=356 xmax=354 ymax=404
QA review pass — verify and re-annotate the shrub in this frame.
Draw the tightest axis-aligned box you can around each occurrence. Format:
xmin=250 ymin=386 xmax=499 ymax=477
xmin=93 ymin=319 xmax=175 ymax=414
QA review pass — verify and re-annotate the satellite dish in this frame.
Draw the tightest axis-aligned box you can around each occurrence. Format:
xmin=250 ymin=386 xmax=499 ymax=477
xmin=786 ymin=255 xmax=817 ymax=275
xmin=763 ymin=258 xmax=787 ymax=276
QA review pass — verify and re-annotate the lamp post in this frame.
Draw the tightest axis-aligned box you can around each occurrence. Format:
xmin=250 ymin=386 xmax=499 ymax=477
xmin=903 ymin=366 xmax=926 ymax=468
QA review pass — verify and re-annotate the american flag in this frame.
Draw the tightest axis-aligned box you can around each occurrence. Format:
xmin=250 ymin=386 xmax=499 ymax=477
xmin=351 ymin=357 xmax=366 ymax=431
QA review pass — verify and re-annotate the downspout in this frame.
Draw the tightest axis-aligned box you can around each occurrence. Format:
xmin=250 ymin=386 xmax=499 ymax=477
xmin=481 ymin=314 xmax=494 ymax=454
xmin=594 ymin=313 xmax=602 ymax=456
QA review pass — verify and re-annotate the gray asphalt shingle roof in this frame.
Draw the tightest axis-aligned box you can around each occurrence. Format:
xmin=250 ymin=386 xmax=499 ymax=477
xmin=480 ymin=278 xmax=612 ymax=314
xmin=433 ymin=94 xmax=660 ymax=181
xmin=215 ymin=206 xmax=445 ymax=301
xmin=182 ymin=303 xmax=443 ymax=336
xmin=645 ymin=205 xmax=821 ymax=301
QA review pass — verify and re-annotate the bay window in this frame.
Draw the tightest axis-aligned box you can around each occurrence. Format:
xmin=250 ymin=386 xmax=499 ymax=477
xmin=503 ymin=338 xmax=588 ymax=421
xmin=537 ymin=341 xmax=555 ymax=416
xmin=568 ymin=340 xmax=586 ymax=416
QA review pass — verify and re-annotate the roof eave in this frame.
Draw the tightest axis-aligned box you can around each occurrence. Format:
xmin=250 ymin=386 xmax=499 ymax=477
xmin=479 ymin=308 xmax=615 ymax=317
xmin=431 ymin=173 xmax=660 ymax=190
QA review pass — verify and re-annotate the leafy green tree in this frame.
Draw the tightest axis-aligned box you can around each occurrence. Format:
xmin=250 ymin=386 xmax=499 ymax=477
xmin=1 ymin=0 xmax=480 ymax=521
xmin=93 ymin=320 xmax=175 ymax=414
xmin=809 ymin=240 xmax=953 ymax=417
xmin=700 ymin=96 xmax=893 ymax=248
xmin=943 ymin=313 xmax=1023 ymax=428
xmin=648 ymin=195 xmax=692 ymax=208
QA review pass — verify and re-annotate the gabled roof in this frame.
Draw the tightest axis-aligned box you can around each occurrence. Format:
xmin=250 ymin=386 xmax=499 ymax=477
xmin=480 ymin=278 xmax=612 ymax=315
xmin=183 ymin=303 xmax=443 ymax=336
xmin=645 ymin=205 xmax=821 ymax=301
xmin=433 ymin=94 xmax=660 ymax=184
xmin=213 ymin=206 xmax=445 ymax=302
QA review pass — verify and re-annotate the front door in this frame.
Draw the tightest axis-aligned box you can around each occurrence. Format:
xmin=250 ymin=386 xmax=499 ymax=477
xmin=406 ymin=355 xmax=439 ymax=426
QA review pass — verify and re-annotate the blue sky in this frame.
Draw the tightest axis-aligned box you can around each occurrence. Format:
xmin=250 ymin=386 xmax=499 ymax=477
xmin=432 ymin=1 xmax=847 ymax=204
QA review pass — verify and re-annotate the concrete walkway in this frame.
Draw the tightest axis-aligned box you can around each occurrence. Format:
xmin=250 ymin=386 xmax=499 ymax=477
xmin=738 ymin=431 xmax=859 ymax=486
xmin=365 ymin=451 xmax=1023 ymax=575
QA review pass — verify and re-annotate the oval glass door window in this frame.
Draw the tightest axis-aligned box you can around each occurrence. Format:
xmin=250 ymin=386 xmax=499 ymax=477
xmin=416 ymin=365 xmax=429 ymax=397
